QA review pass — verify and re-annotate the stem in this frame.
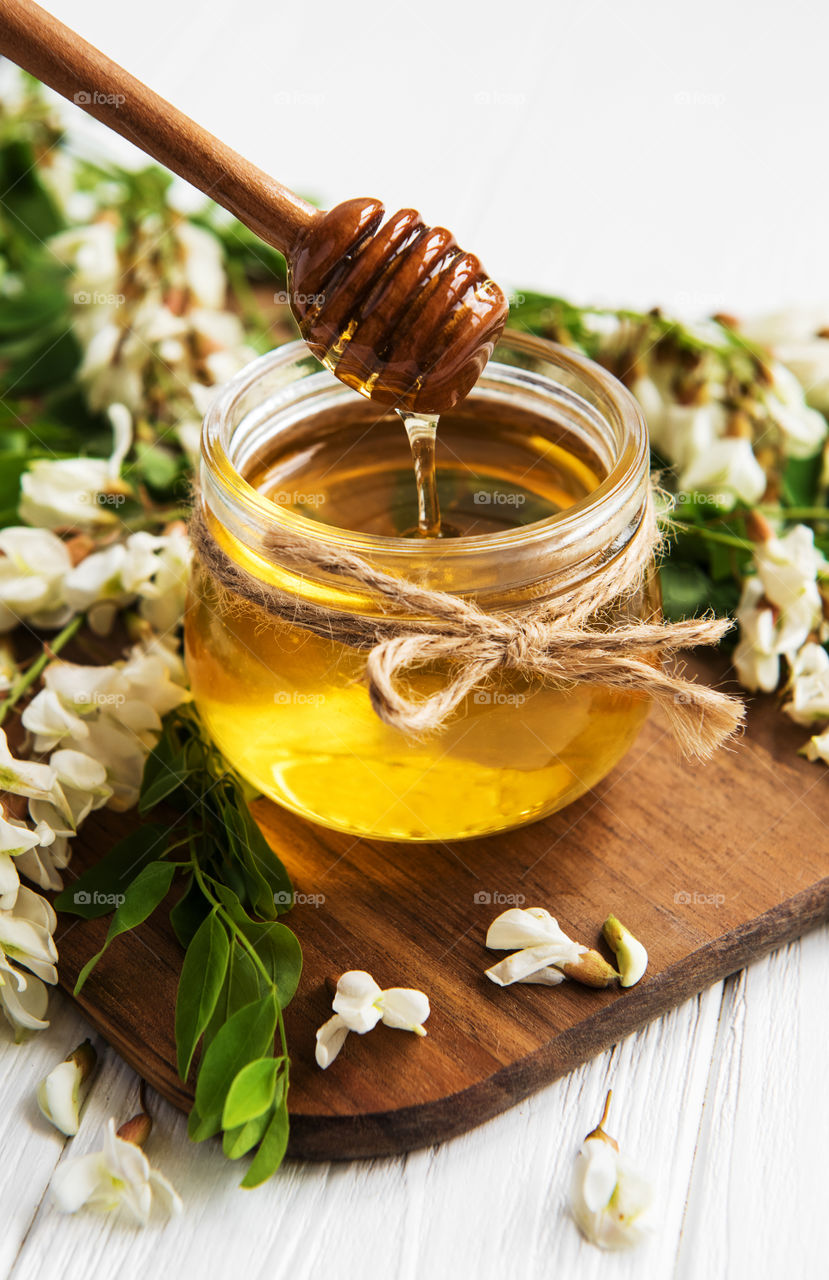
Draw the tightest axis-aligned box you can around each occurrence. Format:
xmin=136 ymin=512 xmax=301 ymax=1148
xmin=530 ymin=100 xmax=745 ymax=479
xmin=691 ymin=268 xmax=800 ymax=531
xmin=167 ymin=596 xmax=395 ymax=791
xmin=671 ymin=521 xmax=754 ymax=552
xmin=189 ymin=839 xmax=289 ymax=1061
xmin=121 ymin=506 xmax=191 ymax=531
xmin=758 ymin=505 xmax=829 ymax=521
xmin=0 ymin=613 xmax=84 ymax=725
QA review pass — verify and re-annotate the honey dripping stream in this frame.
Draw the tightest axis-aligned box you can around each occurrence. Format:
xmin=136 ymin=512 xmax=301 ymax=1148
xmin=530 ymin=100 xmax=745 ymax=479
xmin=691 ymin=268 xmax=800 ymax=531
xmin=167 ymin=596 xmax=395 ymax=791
xmin=397 ymin=410 xmax=460 ymax=539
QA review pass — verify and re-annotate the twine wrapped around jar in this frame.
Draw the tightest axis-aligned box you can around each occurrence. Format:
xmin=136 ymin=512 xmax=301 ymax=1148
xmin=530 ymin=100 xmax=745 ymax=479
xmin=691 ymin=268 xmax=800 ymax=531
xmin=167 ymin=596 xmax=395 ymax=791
xmin=189 ymin=492 xmax=744 ymax=761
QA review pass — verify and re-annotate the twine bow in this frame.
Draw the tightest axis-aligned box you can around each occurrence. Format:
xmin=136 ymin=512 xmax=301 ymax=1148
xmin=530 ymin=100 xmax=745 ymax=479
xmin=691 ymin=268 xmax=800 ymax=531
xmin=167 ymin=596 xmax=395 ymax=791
xmin=190 ymin=497 xmax=744 ymax=760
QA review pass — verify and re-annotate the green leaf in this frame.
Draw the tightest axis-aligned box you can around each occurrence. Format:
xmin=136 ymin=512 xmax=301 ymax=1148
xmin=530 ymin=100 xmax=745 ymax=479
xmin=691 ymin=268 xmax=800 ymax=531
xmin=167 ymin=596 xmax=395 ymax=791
xmin=222 ymin=1056 xmax=282 ymax=1130
xmin=782 ymin=451 xmax=823 ymax=509
xmin=241 ymin=1094 xmax=290 ymax=1187
xmin=74 ymin=861 xmax=176 ymax=994
xmin=222 ymin=1106 xmax=273 ymax=1160
xmin=222 ymin=799 xmax=275 ymax=919
xmin=214 ymin=885 xmax=303 ymax=1009
xmin=239 ymin=801 xmax=293 ymax=912
xmin=242 ymin=921 xmax=303 ymax=1009
xmin=192 ymin=994 xmax=277 ymax=1141
xmin=2 ymin=327 xmax=80 ymax=396
xmin=658 ymin=561 xmax=738 ymax=623
xmin=138 ymin=767 xmax=193 ymax=814
xmin=131 ymin=440 xmax=183 ymax=492
xmin=55 ymin=824 xmax=170 ymax=918
xmin=169 ymin=874 xmax=211 ymax=949
xmin=175 ymin=911 xmax=230 ymax=1080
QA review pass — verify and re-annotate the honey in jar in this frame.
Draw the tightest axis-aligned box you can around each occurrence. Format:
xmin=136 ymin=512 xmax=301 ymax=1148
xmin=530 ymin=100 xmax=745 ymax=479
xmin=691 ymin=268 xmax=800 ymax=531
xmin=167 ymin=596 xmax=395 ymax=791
xmin=186 ymin=332 xmax=656 ymax=841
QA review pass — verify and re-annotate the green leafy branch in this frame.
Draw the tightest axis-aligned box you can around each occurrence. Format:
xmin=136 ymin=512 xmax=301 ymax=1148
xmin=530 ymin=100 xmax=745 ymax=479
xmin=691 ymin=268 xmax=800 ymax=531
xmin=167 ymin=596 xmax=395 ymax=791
xmin=56 ymin=706 xmax=302 ymax=1186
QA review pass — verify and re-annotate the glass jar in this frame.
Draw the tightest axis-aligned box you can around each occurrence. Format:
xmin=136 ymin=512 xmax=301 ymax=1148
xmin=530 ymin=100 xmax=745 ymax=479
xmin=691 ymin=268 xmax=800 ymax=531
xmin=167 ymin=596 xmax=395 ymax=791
xmin=186 ymin=332 xmax=657 ymax=842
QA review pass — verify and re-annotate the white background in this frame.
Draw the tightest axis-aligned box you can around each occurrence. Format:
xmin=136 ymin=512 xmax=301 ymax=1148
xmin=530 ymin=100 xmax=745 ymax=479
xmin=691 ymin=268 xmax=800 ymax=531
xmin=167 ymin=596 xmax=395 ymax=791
xmin=2 ymin=2 xmax=828 ymax=1277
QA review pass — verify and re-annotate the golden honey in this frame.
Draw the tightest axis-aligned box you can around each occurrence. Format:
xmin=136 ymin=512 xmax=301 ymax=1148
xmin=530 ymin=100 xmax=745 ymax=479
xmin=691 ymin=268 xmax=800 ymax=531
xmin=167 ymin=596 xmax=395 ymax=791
xmin=186 ymin=333 xmax=655 ymax=841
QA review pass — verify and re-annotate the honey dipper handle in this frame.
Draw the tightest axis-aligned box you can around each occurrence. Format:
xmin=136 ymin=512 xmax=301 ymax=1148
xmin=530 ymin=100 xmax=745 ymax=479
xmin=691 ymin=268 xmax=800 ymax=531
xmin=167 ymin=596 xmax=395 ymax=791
xmin=0 ymin=0 xmax=320 ymax=255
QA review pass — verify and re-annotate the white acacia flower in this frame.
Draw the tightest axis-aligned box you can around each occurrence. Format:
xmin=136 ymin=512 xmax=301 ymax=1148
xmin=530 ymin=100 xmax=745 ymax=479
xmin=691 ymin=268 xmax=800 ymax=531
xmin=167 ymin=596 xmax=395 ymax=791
xmin=315 ymin=970 xmax=430 ymax=1069
xmin=176 ymin=221 xmax=228 ymax=309
xmin=22 ymin=688 xmax=90 ymax=753
xmin=136 ymin=532 xmax=191 ymax=634
xmin=50 ymin=749 xmax=112 ymax=826
xmin=783 ymin=654 xmax=829 ymax=726
xmin=30 ymin=648 xmax=188 ymax=814
xmin=64 ymin=531 xmax=192 ymax=638
xmin=484 ymin=908 xmax=584 ymax=986
xmin=0 ymin=886 xmax=59 ymax=1039
xmin=0 ymin=803 xmax=41 ymax=910
xmin=64 ymin=543 xmax=133 ymax=636
xmin=763 ymin=364 xmax=828 ymax=459
xmin=15 ymin=805 xmax=72 ymax=893
xmin=19 ymin=461 xmax=122 ymax=533
xmin=733 ymin=579 xmax=780 ymax=693
xmin=754 ymin=524 xmax=826 ymax=620
xmin=51 ymin=1118 xmax=182 ymax=1225
xmin=0 ymin=728 xmax=62 ymax=807
xmin=37 ymin=1040 xmax=97 ymax=1136
xmin=50 ymin=221 xmax=120 ymax=296
xmin=0 ymin=527 xmax=73 ymax=632
xmin=570 ymin=1093 xmax=655 ymax=1251
xmin=678 ymin=437 xmax=767 ymax=509
xmin=19 ymin=405 xmax=132 ymax=533
xmin=742 ymin=306 xmax=829 ymax=412
xmin=119 ymin=644 xmax=192 ymax=717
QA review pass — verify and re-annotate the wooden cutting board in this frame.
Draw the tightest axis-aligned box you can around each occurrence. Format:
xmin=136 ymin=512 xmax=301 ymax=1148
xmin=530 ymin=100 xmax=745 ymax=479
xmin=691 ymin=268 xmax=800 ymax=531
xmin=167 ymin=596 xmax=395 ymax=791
xmin=53 ymin=656 xmax=829 ymax=1160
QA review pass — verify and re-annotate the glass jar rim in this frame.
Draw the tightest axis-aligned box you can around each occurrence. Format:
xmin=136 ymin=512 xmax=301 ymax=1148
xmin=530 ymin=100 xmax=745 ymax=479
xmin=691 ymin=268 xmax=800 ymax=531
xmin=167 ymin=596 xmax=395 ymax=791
xmin=200 ymin=330 xmax=650 ymax=600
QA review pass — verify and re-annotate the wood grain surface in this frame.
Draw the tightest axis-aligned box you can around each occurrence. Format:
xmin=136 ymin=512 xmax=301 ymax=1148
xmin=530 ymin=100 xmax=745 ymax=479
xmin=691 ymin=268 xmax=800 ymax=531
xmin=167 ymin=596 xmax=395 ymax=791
xmin=53 ymin=656 xmax=829 ymax=1160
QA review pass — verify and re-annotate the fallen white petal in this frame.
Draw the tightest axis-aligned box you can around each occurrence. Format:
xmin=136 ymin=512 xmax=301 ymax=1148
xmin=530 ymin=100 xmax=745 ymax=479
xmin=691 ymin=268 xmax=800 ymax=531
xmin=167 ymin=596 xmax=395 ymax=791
xmin=378 ymin=987 xmax=430 ymax=1034
xmin=315 ymin=1013 xmax=350 ymax=1069
xmin=486 ymin=942 xmax=581 ymax=986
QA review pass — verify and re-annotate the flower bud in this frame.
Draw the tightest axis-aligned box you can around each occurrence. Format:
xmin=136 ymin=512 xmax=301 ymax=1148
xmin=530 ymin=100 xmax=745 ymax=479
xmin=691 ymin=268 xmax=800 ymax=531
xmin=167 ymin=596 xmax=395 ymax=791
xmin=37 ymin=1039 xmax=97 ymax=1136
xmin=559 ymin=949 xmax=619 ymax=988
xmin=117 ymin=1111 xmax=153 ymax=1146
xmin=602 ymin=916 xmax=648 ymax=988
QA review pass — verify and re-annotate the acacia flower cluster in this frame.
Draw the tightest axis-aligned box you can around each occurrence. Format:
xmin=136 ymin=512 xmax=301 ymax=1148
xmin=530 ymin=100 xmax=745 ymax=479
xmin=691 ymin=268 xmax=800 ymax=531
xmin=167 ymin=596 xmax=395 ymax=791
xmin=0 ymin=638 xmax=189 ymax=1035
xmin=0 ymin=524 xmax=191 ymax=639
xmin=628 ymin=321 xmax=827 ymax=507
xmin=51 ymin=213 xmax=257 ymax=462
xmin=733 ymin=522 xmax=829 ymax=756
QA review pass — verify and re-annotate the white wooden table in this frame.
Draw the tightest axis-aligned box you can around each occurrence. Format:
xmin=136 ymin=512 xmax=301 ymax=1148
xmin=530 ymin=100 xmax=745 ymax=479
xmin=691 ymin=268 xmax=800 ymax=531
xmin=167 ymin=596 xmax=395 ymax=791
xmin=2 ymin=929 xmax=827 ymax=1279
xmin=2 ymin=0 xmax=828 ymax=1274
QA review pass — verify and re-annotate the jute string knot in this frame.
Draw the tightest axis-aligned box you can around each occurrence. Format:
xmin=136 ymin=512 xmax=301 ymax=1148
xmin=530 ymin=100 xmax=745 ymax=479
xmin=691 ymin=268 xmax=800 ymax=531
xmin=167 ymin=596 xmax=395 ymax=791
xmin=189 ymin=494 xmax=744 ymax=760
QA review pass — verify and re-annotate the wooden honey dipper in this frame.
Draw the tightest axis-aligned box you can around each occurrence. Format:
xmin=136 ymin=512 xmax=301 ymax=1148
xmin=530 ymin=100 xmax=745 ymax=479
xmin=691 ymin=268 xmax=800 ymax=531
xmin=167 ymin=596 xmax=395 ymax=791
xmin=0 ymin=0 xmax=509 ymax=414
